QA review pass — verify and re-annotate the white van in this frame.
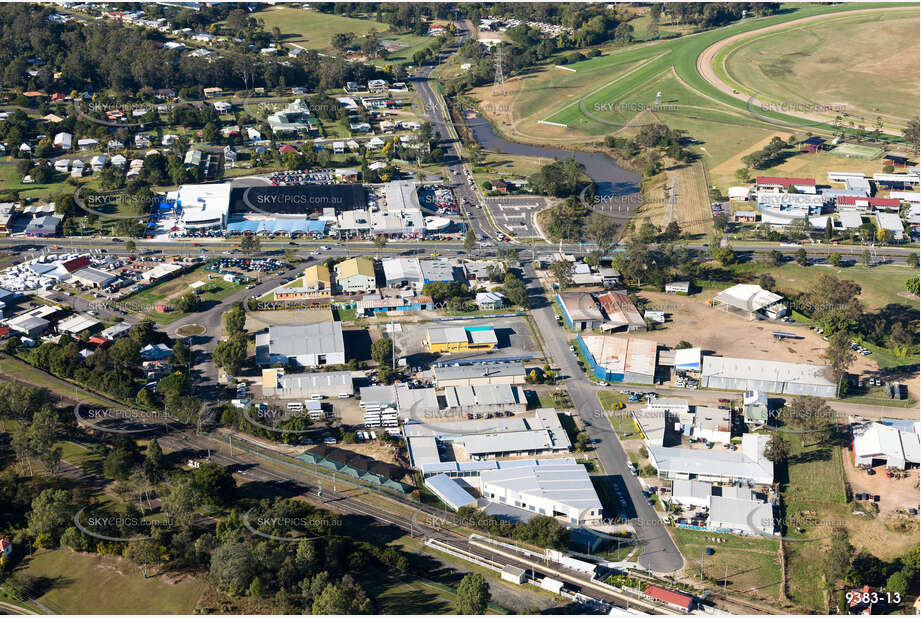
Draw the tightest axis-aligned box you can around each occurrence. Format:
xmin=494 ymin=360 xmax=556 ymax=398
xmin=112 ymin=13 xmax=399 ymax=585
xmin=337 ymin=393 xmax=350 ymax=399
xmin=310 ymin=394 xmax=325 ymax=400
xmin=287 ymin=402 xmax=304 ymax=412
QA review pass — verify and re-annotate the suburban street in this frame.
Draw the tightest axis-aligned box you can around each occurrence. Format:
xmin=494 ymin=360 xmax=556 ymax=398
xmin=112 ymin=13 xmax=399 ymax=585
xmin=522 ymin=263 xmax=685 ymax=573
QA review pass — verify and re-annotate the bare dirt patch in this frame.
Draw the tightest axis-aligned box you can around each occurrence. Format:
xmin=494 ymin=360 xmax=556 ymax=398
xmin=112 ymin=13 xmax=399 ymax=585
xmin=637 ymin=290 xmax=876 ymax=373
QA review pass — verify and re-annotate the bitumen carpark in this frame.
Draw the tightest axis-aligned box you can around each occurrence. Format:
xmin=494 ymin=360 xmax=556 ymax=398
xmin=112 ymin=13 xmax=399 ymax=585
xmin=484 ymin=197 xmax=546 ymax=239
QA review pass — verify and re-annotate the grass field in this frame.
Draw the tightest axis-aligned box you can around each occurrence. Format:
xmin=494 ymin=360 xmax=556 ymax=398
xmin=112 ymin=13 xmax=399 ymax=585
xmin=123 ymin=266 xmax=245 ymax=324
xmin=829 ymin=143 xmax=884 ymax=160
xmin=249 ymin=6 xmax=428 ymax=65
xmin=721 ymin=10 xmax=919 ymax=126
xmin=671 ymin=528 xmax=782 ymax=601
xmin=13 ymin=549 xmax=207 ymax=614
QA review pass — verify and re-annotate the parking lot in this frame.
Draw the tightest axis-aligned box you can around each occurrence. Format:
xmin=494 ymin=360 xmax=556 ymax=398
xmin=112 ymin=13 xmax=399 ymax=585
xmin=484 ymin=197 xmax=546 ymax=239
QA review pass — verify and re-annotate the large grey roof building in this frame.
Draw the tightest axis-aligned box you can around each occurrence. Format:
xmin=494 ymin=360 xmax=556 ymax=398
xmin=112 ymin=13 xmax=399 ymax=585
xmin=701 ymin=356 xmax=836 ymax=398
xmin=480 ymin=462 xmax=603 ymax=524
xmin=431 ymin=361 xmax=526 ymax=387
xmin=256 ymin=322 xmax=345 ymax=367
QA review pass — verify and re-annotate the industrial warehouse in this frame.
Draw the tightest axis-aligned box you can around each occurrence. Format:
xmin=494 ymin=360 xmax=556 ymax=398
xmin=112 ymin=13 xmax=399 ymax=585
xmin=700 ymin=356 xmax=837 ymax=397
xmin=577 ymin=335 xmax=658 ymax=384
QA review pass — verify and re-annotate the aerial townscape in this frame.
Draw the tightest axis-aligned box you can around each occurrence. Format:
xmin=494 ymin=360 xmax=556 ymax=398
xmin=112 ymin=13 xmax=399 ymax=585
xmin=0 ymin=1 xmax=918 ymax=617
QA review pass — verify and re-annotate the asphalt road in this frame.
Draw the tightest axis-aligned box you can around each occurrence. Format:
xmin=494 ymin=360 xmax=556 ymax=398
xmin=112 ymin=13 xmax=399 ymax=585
xmin=522 ymin=263 xmax=685 ymax=573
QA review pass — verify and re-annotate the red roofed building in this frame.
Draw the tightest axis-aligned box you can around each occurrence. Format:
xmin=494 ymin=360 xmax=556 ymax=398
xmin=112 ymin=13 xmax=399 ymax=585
xmin=60 ymin=255 xmax=91 ymax=273
xmin=837 ymin=196 xmax=902 ymax=213
xmin=756 ymin=176 xmax=817 ymax=194
xmin=278 ymin=144 xmax=298 ymax=154
xmin=643 ymin=584 xmax=694 ymax=612
xmin=87 ymin=336 xmax=111 ymax=349
xmin=848 ymin=585 xmax=886 ymax=615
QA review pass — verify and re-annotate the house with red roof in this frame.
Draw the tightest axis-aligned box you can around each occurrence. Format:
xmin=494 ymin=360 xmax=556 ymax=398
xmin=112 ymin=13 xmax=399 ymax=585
xmin=848 ymin=585 xmax=887 ymax=615
xmin=836 ymin=196 xmax=902 ymax=214
xmin=278 ymin=144 xmax=298 ymax=154
xmin=755 ymin=176 xmax=817 ymax=194
xmin=643 ymin=584 xmax=694 ymax=612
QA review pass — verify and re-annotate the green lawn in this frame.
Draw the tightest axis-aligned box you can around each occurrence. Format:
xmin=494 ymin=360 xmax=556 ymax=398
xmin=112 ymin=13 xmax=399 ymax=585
xmin=782 ymin=434 xmax=848 ymax=505
xmin=671 ymin=528 xmax=782 ymax=601
xmin=12 ymin=549 xmax=207 ymax=614
xmin=249 ymin=6 xmax=428 ymax=66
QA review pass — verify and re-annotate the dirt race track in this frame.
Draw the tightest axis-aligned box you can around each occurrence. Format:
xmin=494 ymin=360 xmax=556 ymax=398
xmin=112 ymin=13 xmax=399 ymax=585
xmin=696 ymin=7 xmax=909 ymax=134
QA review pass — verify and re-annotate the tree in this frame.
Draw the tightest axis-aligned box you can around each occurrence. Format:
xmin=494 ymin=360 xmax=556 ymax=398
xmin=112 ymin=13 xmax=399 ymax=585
xmin=125 ymin=239 xmax=136 ymax=251
xmin=906 ymin=277 xmax=920 ymax=296
xmin=28 ymin=488 xmax=72 ymax=538
xmin=712 ymin=213 xmax=729 ymax=233
xmin=501 ymin=272 xmax=529 ymax=308
xmin=224 ymin=302 xmax=246 ymax=337
xmin=876 ymin=228 xmax=893 ymax=245
xmin=209 ymin=540 xmax=255 ymax=595
xmin=828 ymin=253 xmax=842 ymax=267
xmin=240 ymin=235 xmax=260 ymax=253
xmin=144 ymin=438 xmax=164 ymax=480
xmin=193 ymin=462 xmax=236 ymax=506
xmin=549 ymin=260 xmax=573 ymax=288
xmin=825 ymin=331 xmax=856 ymax=397
xmin=635 ymin=222 xmax=659 ymax=244
xmin=734 ymin=168 xmax=751 ymax=183
xmin=371 ymin=337 xmax=393 ymax=367
xmin=758 ymin=274 xmax=776 ymax=291
xmin=456 ymin=573 xmax=491 ymax=615
xmin=824 ymin=217 xmax=834 ymax=241
xmin=372 ymin=235 xmax=387 ymax=258
xmin=712 ymin=246 xmax=737 ymax=266
xmin=760 ymin=249 xmax=783 ymax=267
xmin=175 ymin=292 xmax=201 ymax=313
xmin=213 ymin=334 xmax=247 ymax=376
xmin=860 ymin=250 xmax=872 ymax=267
xmin=163 ymin=478 xmax=199 ymax=528
xmin=763 ymin=432 xmax=790 ymax=463
xmin=585 ymin=213 xmax=619 ymax=253
xmin=311 ymin=577 xmax=373 ymax=614
xmin=907 ymin=252 xmax=919 ymax=269
xmin=661 ymin=220 xmax=681 ymax=242
xmin=795 ymin=247 xmax=808 ymax=267
xmin=783 ymin=396 xmax=834 ymax=447
xmin=464 ymin=227 xmax=476 ymax=253
xmin=172 ymin=340 xmax=192 ymax=367
xmin=676 ymin=340 xmax=692 ymax=350
xmin=887 ymin=571 xmax=908 ymax=597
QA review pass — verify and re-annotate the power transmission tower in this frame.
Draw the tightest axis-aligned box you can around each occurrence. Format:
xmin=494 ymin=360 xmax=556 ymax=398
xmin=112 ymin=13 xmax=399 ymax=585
xmin=493 ymin=45 xmax=506 ymax=96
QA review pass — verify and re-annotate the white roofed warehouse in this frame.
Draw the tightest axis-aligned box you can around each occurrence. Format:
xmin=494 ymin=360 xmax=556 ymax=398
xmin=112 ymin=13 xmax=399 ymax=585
xmin=852 ymin=421 xmax=921 ymax=470
xmin=701 ymin=356 xmax=837 ymax=398
xmin=480 ymin=462 xmax=603 ymax=524
xmin=711 ymin=284 xmax=787 ymax=320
